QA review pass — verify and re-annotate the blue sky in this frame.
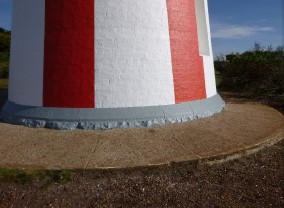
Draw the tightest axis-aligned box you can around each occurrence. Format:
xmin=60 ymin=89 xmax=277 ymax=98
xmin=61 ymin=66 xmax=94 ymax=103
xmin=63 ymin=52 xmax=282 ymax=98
xmin=209 ymin=0 xmax=284 ymax=56
xmin=0 ymin=0 xmax=283 ymax=57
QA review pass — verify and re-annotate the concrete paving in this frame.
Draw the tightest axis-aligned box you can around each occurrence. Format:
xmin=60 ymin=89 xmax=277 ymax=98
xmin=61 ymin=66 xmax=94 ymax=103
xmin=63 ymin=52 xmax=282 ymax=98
xmin=0 ymin=104 xmax=283 ymax=170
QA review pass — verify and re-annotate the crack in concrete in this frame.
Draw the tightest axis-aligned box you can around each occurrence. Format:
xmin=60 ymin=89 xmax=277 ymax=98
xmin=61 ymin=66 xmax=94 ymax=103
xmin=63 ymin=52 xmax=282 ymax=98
xmin=170 ymin=135 xmax=202 ymax=159
xmin=161 ymin=106 xmax=166 ymax=120
xmin=84 ymin=136 xmax=102 ymax=170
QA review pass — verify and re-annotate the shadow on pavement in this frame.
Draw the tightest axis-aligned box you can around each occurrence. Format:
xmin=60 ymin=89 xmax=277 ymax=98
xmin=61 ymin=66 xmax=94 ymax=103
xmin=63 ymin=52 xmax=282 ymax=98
xmin=0 ymin=89 xmax=8 ymax=108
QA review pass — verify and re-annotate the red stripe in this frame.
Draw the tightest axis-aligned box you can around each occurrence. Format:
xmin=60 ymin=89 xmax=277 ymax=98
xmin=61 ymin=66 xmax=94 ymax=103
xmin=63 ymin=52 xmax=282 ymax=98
xmin=166 ymin=0 xmax=206 ymax=103
xmin=43 ymin=0 xmax=95 ymax=108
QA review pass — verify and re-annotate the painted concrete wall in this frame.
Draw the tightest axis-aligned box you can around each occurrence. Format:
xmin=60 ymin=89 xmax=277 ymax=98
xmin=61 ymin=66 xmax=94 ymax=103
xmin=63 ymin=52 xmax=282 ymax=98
xmin=167 ymin=0 xmax=207 ymax=103
xmin=8 ymin=0 xmax=217 ymax=108
xmin=9 ymin=0 xmax=45 ymax=106
xmin=43 ymin=0 xmax=95 ymax=108
xmin=95 ymin=0 xmax=175 ymax=108
xmin=200 ymin=0 xmax=217 ymax=98
xmin=195 ymin=0 xmax=210 ymax=56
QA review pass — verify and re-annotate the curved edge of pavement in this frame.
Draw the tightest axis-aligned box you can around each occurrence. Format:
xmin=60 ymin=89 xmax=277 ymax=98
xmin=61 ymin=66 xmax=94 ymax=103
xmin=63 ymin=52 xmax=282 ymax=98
xmin=0 ymin=103 xmax=283 ymax=171
xmin=197 ymin=130 xmax=284 ymax=166
xmin=89 ymin=129 xmax=284 ymax=170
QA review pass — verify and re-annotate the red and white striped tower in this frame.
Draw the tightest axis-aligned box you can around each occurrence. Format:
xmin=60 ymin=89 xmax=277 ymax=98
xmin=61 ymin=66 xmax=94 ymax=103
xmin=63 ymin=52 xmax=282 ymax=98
xmin=1 ymin=0 xmax=224 ymax=130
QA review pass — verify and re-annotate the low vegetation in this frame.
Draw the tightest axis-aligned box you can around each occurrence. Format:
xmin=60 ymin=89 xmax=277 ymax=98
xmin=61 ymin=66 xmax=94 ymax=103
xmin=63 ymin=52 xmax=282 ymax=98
xmin=0 ymin=28 xmax=10 ymax=52
xmin=0 ymin=28 xmax=10 ymax=88
xmin=0 ymin=79 xmax=8 ymax=89
xmin=215 ymin=43 xmax=284 ymax=100
xmin=0 ymin=52 xmax=9 ymax=79
xmin=0 ymin=168 xmax=71 ymax=189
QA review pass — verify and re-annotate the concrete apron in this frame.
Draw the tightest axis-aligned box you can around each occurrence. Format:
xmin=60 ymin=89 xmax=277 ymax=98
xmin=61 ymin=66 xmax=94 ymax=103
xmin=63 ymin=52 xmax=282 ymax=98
xmin=0 ymin=94 xmax=224 ymax=130
xmin=0 ymin=104 xmax=283 ymax=170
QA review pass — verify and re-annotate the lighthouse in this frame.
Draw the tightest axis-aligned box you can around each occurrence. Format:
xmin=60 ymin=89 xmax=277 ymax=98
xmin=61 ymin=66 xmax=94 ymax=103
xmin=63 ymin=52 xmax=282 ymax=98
xmin=1 ymin=0 xmax=224 ymax=129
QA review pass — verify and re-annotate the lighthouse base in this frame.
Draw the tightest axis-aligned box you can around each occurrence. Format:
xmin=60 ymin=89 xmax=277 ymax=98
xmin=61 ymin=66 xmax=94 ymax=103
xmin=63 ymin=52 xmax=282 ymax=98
xmin=0 ymin=94 xmax=224 ymax=130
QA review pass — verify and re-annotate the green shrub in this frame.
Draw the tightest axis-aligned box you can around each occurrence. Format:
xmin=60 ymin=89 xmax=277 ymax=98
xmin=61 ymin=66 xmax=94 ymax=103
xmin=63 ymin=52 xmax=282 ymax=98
xmin=0 ymin=28 xmax=11 ymax=52
xmin=0 ymin=79 xmax=8 ymax=89
xmin=215 ymin=44 xmax=284 ymax=98
xmin=0 ymin=28 xmax=10 ymax=79
xmin=0 ymin=52 xmax=9 ymax=79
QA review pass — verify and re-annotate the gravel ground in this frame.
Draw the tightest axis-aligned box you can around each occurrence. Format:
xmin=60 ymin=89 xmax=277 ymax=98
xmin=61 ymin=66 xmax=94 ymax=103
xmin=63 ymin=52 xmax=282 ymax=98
xmin=0 ymin=139 xmax=283 ymax=208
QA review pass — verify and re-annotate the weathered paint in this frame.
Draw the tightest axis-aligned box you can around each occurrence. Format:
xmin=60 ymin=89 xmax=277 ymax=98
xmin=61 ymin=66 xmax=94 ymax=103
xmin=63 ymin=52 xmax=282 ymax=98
xmin=166 ymin=0 xmax=207 ymax=103
xmin=43 ymin=0 xmax=95 ymax=108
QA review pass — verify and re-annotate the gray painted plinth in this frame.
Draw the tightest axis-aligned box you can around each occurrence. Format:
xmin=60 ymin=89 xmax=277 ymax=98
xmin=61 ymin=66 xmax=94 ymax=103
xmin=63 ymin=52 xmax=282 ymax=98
xmin=0 ymin=94 xmax=225 ymax=130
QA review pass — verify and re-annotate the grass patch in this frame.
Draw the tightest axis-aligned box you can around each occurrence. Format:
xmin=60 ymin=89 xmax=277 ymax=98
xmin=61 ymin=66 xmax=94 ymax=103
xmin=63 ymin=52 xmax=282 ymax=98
xmin=0 ymin=169 xmax=41 ymax=184
xmin=0 ymin=168 xmax=71 ymax=188
xmin=0 ymin=79 xmax=8 ymax=89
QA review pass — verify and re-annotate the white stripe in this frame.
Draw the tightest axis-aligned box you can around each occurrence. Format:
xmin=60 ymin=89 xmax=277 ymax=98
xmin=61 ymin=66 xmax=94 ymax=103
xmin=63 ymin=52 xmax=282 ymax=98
xmin=9 ymin=0 xmax=45 ymax=106
xmin=202 ymin=0 xmax=217 ymax=98
xmin=195 ymin=0 xmax=210 ymax=56
xmin=95 ymin=0 xmax=175 ymax=108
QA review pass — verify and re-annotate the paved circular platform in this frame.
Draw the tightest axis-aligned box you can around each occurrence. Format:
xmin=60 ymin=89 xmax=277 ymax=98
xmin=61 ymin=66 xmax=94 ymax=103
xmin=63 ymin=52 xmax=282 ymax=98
xmin=0 ymin=104 xmax=283 ymax=170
